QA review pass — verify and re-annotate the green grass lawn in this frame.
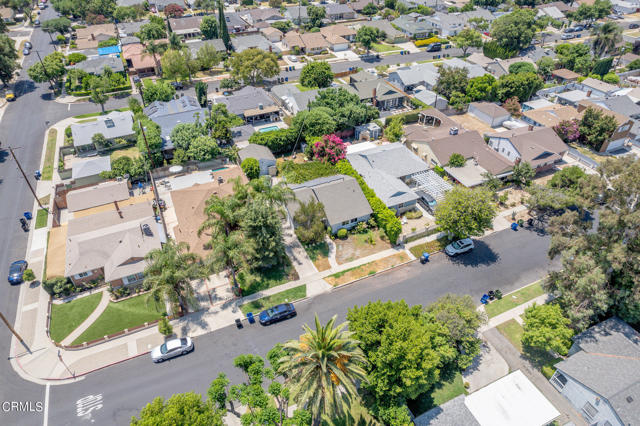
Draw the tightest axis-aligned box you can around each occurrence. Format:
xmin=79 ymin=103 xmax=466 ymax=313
xmin=372 ymin=42 xmax=400 ymax=52
xmin=497 ymin=319 xmax=525 ymax=352
xmin=71 ymin=294 xmax=165 ymax=345
xmin=76 ymin=118 xmax=98 ymax=123
xmin=72 ymin=107 xmax=129 ymax=119
xmin=35 ymin=209 xmax=48 ymax=229
xmin=41 ymin=129 xmax=57 ymax=181
xmin=485 ymin=281 xmax=545 ymax=318
xmin=110 ymin=146 xmax=141 ymax=160
xmin=49 ymin=293 xmax=102 ymax=343
xmin=496 ymin=318 xmax=561 ymax=371
xmin=240 ymin=284 xmax=307 ymax=315
xmin=294 ymin=83 xmax=317 ymax=92
xmin=409 ymin=236 xmax=450 ymax=258
xmin=238 ymin=259 xmax=299 ymax=297
xmin=407 ymin=372 xmax=467 ymax=416
xmin=304 ymin=242 xmax=329 ymax=262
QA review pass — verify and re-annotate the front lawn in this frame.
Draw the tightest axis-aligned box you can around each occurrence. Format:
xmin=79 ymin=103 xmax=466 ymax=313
xmin=326 ymin=252 xmax=410 ymax=286
xmin=240 ymin=284 xmax=307 ymax=315
xmin=334 ymin=230 xmax=392 ymax=264
xmin=35 ymin=209 xmax=48 ymax=229
xmin=409 ymin=236 xmax=450 ymax=258
xmin=294 ymin=83 xmax=317 ymax=92
xmin=71 ymin=294 xmax=165 ymax=345
xmin=41 ymin=129 xmax=57 ymax=181
xmin=485 ymin=280 xmax=545 ymax=318
xmin=372 ymin=42 xmax=400 ymax=53
xmin=497 ymin=318 xmax=562 ymax=371
xmin=238 ymin=259 xmax=299 ymax=297
xmin=497 ymin=319 xmax=524 ymax=353
xmin=304 ymin=242 xmax=330 ymax=272
xmin=49 ymin=293 xmax=102 ymax=343
xmin=407 ymin=372 xmax=467 ymax=416
xmin=72 ymin=107 xmax=129 ymax=119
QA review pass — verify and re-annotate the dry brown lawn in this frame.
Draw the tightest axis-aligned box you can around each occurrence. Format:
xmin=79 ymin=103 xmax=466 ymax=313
xmin=334 ymin=231 xmax=392 ymax=264
xmin=46 ymin=225 xmax=68 ymax=279
xmin=325 ymin=252 xmax=410 ymax=286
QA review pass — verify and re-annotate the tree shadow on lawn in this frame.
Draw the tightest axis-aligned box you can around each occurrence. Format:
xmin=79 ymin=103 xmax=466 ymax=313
xmin=447 ymin=240 xmax=499 ymax=268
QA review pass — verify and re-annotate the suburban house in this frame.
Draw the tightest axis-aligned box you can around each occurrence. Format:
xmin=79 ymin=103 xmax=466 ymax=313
xmin=169 ymin=16 xmax=203 ymax=39
xmin=300 ymin=32 xmax=330 ymax=54
xmin=578 ymin=77 xmax=620 ymax=98
xmin=550 ymin=317 xmax=640 ymax=426
xmin=149 ymin=0 xmax=176 ymax=11
xmin=238 ymin=144 xmax=276 ymax=176
xmin=486 ymin=57 xmax=537 ymax=78
xmin=408 ymin=130 xmax=514 ymax=186
xmin=324 ymin=3 xmax=356 ymax=20
xmin=537 ymin=5 xmax=566 ymax=20
xmin=425 ymin=12 xmax=464 ymax=37
xmin=392 ymin=14 xmax=437 ymax=39
xmin=223 ymin=12 xmax=253 ymax=33
xmin=287 ymin=175 xmax=373 ymax=234
xmin=522 ymin=104 xmax=582 ymax=128
xmin=388 ymin=63 xmax=440 ymax=92
xmin=0 ymin=6 xmax=16 ymax=23
xmin=231 ymin=34 xmax=280 ymax=53
xmin=356 ymin=20 xmax=408 ymax=43
xmin=346 ymin=71 xmax=408 ymax=111
xmin=261 ymin=27 xmax=283 ymax=42
xmin=122 ymin=43 xmax=159 ymax=76
xmin=282 ymin=31 xmax=305 ymax=52
xmin=441 ymin=58 xmax=488 ymax=78
xmin=414 ymin=87 xmax=448 ymax=109
xmin=487 ymin=126 xmax=569 ymax=172
xmin=214 ymin=86 xmax=281 ymax=123
xmin=522 ymin=98 xmax=554 ymax=111
xmin=230 ymin=124 xmax=256 ymax=147
xmin=556 ymin=89 xmax=590 ymax=106
xmin=466 ymin=52 xmax=495 ymax=68
xmin=185 ymin=39 xmax=227 ymax=56
xmin=320 ymin=24 xmax=357 ymax=42
xmin=65 ymin=200 xmax=163 ymax=288
xmin=75 ymin=24 xmax=117 ymax=50
xmin=323 ymin=32 xmax=350 ymax=51
xmin=468 ymin=102 xmax=511 ymax=128
xmin=619 ymin=52 xmax=640 ymax=67
xmin=71 ymin=156 xmax=112 ymax=180
xmin=551 ymin=68 xmax=581 ymax=83
xmin=116 ymin=19 xmax=148 ymax=37
xmin=239 ymin=8 xmax=284 ymax=25
xmin=271 ymin=84 xmax=320 ymax=114
xmin=349 ymin=0 xmax=380 ymax=12
xmin=577 ymin=100 xmax=634 ymax=152
xmin=68 ymin=56 xmax=125 ymax=75
xmin=589 ymin=95 xmax=640 ymax=120
xmin=284 ymin=6 xmax=309 ymax=25
xmin=415 ymin=371 xmax=560 ymax=426
xmin=145 ymin=96 xmax=208 ymax=152
xmin=71 ymin=111 xmax=135 ymax=156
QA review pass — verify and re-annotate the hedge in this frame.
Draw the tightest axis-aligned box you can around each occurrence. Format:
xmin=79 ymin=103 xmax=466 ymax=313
xmin=70 ymin=84 xmax=132 ymax=97
xmin=248 ymin=128 xmax=298 ymax=154
xmin=384 ymin=110 xmax=421 ymax=126
xmin=414 ymin=37 xmax=448 ymax=47
xmin=335 ymin=160 xmax=402 ymax=244
xmin=483 ymin=41 xmax=517 ymax=60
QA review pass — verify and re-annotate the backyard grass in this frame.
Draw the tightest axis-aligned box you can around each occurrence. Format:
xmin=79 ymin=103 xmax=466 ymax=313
xmin=240 ymin=284 xmax=307 ymax=315
xmin=497 ymin=319 xmax=525 ymax=353
xmin=41 ymin=129 xmax=57 ymax=181
xmin=49 ymin=293 xmax=102 ymax=343
xmin=372 ymin=42 xmax=400 ymax=52
xmin=408 ymin=236 xmax=450 ymax=258
xmin=484 ymin=280 xmax=545 ymax=318
xmin=238 ymin=259 xmax=299 ymax=297
xmin=72 ymin=107 xmax=129 ymax=119
xmin=294 ymin=83 xmax=318 ymax=92
xmin=408 ymin=372 xmax=467 ymax=416
xmin=110 ymin=146 xmax=141 ymax=160
xmin=326 ymin=252 xmax=410 ymax=286
xmin=71 ymin=294 xmax=165 ymax=345
xmin=35 ymin=209 xmax=48 ymax=229
xmin=304 ymin=241 xmax=331 ymax=272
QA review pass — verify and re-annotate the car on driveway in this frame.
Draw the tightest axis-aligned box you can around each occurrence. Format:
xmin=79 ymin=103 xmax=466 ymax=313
xmin=561 ymin=33 xmax=575 ymax=40
xmin=150 ymin=337 xmax=193 ymax=363
xmin=170 ymin=81 xmax=184 ymax=90
xmin=8 ymin=260 xmax=28 ymax=284
xmin=259 ymin=303 xmax=296 ymax=325
xmin=444 ymin=238 xmax=474 ymax=256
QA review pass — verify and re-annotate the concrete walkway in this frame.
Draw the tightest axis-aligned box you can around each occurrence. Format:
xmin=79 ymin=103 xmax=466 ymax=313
xmin=60 ymin=290 xmax=111 ymax=346
xmin=281 ymin=216 xmax=317 ymax=279
xmin=481 ymin=293 xmax=554 ymax=331
xmin=325 ymin=237 xmax=339 ymax=269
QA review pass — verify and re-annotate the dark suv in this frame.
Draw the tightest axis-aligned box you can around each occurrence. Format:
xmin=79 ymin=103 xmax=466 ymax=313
xmin=259 ymin=303 xmax=296 ymax=325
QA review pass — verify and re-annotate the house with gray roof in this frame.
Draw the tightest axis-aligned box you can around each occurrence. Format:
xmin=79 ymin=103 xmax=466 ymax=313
xmin=392 ymin=14 xmax=437 ymax=39
xmin=214 ymin=86 xmax=281 ymax=123
xmin=271 ymin=83 xmax=320 ymax=114
xmin=388 ymin=62 xmax=439 ymax=91
xmin=116 ymin=19 xmax=148 ymax=37
xmin=324 ymin=3 xmax=356 ymax=20
xmin=144 ymin=96 xmax=208 ymax=151
xmin=71 ymin=111 xmax=135 ymax=156
xmin=355 ymin=20 xmax=408 ymax=43
xmin=71 ymin=156 xmax=112 ymax=180
xmin=346 ymin=71 xmax=408 ymax=111
xmin=149 ymin=0 xmax=176 ymax=12
xmin=551 ymin=317 xmax=640 ymax=426
xmin=231 ymin=33 xmax=280 ymax=53
xmin=468 ymin=102 xmax=511 ymax=127
xmin=347 ymin=144 xmax=429 ymax=213
xmin=590 ymin=95 xmax=640 ymax=120
xmin=185 ymin=39 xmax=227 ymax=56
xmin=230 ymin=124 xmax=255 ymax=147
xmin=284 ymin=6 xmax=309 ymax=24
xmin=69 ymin=56 xmax=125 ymax=75
xmin=287 ymin=175 xmax=373 ymax=234
xmin=238 ymin=144 xmax=276 ymax=176
xmin=224 ymin=12 xmax=253 ymax=33
xmin=238 ymin=7 xmax=284 ymax=25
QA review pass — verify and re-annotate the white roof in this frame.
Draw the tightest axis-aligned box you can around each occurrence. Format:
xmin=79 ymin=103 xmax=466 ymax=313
xmin=464 ymin=370 xmax=560 ymax=426
xmin=523 ymin=99 xmax=554 ymax=110
xmin=346 ymin=141 xmax=377 ymax=154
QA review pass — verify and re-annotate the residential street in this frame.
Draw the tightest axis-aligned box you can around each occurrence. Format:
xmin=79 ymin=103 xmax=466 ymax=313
xmin=43 ymin=227 xmax=557 ymax=426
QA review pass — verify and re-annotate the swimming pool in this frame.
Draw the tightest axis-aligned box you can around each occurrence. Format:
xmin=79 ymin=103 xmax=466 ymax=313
xmin=259 ymin=125 xmax=280 ymax=133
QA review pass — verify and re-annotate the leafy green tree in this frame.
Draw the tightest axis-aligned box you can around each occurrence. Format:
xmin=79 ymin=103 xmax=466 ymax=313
xmin=218 ymin=0 xmax=230 ymax=49
xmin=434 ymin=66 xmax=469 ymax=99
xmin=208 ymin=373 xmax=234 ymax=413
xmin=554 ymin=43 xmax=591 ymax=73
xmin=195 ymin=81 xmax=208 ymax=107
xmin=41 ymin=17 xmax=71 ymax=35
xmin=187 ymin=135 xmax=221 ymax=161
xmin=196 ymin=43 xmax=221 ymax=70
xmin=509 ymin=61 xmax=536 ymax=74
xmin=548 ymin=165 xmax=586 ymax=192
xmin=271 ymin=20 xmax=292 ymax=33
xmin=200 ymin=15 xmax=218 ymax=39
xmin=170 ymin=122 xmax=205 ymax=151
xmin=490 ymin=8 xmax=537 ymax=52
xmin=142 ymin=79 xmax=175 ymax=104
xmin=241 ymin=198 xmax=287 ymax=269
xmin=113 ymin=5 xmax=139 ymax=22
xmin=536 ymin=56 xmax=555 ymax=79
xmin=0 ymin=34 xmax=19 ymax=86
xmin=138 ymin=23 xmax=166 ymax=41
xmin=495 ymin=71 xmax=543 ymax=102
xmin=466 ymin=74 xmax=496 ymax=101
xmin=279 ymin=315 xmax=367 ymax=423
xmin=27 ymin=51 xmax=66 ymax=85
xmin=384 ymin=116 xmax=404 ymax=142
xmin=579 ymin=106 xmax=618 ymax=151
xmin=448 ymin=153 xmax=466 ymax=167
xmin=307 ymin=4 xmax=326 ymax=28
xmin=241 ymin=157 xmax=260 ymax=180
xmin=591 ymin=57 xmax=613 ymax=77
xmin=194 ymin=0 xmax=217 ymax=12
xmin=162 ymin=49 xmax=188 ymax=82
xmin=292 ymin=107 xmax=336 ymax=138
xmin=448 ymin=91 xmax=469 ymax=112
xmin=451 ymin=28 xmax=483 ymax=56
xmin=143 ymin=240 xmax=204 ymax=315
xmin=468 ymin=16 xmax=489 ymax=31
xmin=435 ymin=186 xmax=496 ymax=238
xmin=230 ymin=48 xmax=279 ymax=85
xmin=91 ymin=133 xmax=109 ymax=149
xmin=362 ymin=2 xmax=378 ymax=15
xmin=628 ymin=58 xmax=640 ymax=70
xmin=308 ymin=87 xmax=379 ymax=130
xmin=130 ymin=392 xmax=223 ymax=426
xmin=511 ymin=161 xmax=535 ymax=187
xmin=89 ymin=76 xmax=109 ymax=112
xmin=592 ymin=21 xmax=622 ymax=57
xmin=300 ymin=61 xmax=333 ymax=88
xmin=356 ymin=26 xmax=383 ymax=53
xmin=293 ymin=198 xmax=326 ymax=245
xmin=522 ymin=303 xmax=574 ymax=355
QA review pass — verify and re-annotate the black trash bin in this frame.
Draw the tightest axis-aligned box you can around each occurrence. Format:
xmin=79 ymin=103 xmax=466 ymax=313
xmin=235 ymin=318 xmax=243 ymax=329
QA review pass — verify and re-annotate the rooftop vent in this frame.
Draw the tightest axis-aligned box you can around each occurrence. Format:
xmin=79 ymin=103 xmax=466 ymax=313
xmin=105 ymin=119 xmax=115 ymax=128
xmin=627 ymin=396 xmax=634 ymax=403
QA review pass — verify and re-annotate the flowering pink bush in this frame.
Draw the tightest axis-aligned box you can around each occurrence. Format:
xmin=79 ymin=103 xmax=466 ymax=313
xmin=553 ymin=119 xmax=580 ymax=143
xmin=312 ymin=134 xmax=346 ymax=165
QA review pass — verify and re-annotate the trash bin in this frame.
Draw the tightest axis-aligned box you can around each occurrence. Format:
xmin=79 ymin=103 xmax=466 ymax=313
xmin=511 ymin=222 xmax=518 ymax=231
xmin=247 ymin=312 xmax=255 ymax=324
xmin=235 ymin=318 xmax=243 ymax=329
xmin=23 ymin=212 xmax=32 ymax=220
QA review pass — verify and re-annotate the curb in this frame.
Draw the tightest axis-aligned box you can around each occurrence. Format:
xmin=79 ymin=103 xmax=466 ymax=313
xmin=330 ymin=251 xmax=421 ymax=290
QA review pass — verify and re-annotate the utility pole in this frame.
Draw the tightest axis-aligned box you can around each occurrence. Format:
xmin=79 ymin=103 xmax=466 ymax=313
xmin=57 ymin=350 xmax=74 ymax=377
xmin=8 ymin=147 xmax=46 ymax=211
xmin=34 ymin=50 xmax=55 ymax=91
xmin=0 ymin=310 xmax=27 ymax=349
xmin=139 ymin=121 xmax=169 ymax=240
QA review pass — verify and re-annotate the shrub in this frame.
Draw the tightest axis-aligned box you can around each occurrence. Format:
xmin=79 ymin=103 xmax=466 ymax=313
xmin=483 ymin=41 xmax=516 ymax=59
xmin=448 ymin=153 xmax=466 ymax=167
xmin=66 ymin=53 xmax=86 ymax=65
xmin=354 ymin=222 xmax=368 ymax=234
xmin=42 ymin=277 xmax=77 ymax=297
xmin=384 ymin=111 xmax=419 ymax=126
xmin=405 ymin=209 xmax=423 ymax=219
xmin=23 ymin=269 xmax=36 ymax=281
xmin=241 ymin=157 xmax=260 ymax=180
xmin=65 ymin=126 xmax=72 ymax=138
xmin=434 ymin=165 xmax=446 ymax=177
xmin=337 ymin=228 xmax=348 ymax=239
xmin=414 ymin=37 xmax=444 ymax=47
xmin=158 ymin=316 xmax=173 ymax=336
xmin=278 ymin=160 xmax=337 ymax=184
xmin=248 ymin=128 xmax=297 ymax=154
xmin=311 ymin=134 xmax=346 ymax=164
xmin=541 ymin=365 xmax=556 ymax=379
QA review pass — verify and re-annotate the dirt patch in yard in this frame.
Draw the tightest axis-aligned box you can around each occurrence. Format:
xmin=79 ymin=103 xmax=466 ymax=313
xmin=326 ymin=252 xmax=410 ymax=286
xmin=304 ymin=242 xmax=331 ymax=272
xmin=46 ymin=225 xmax=68 ymax=279
xmin=496 ymin=186 xmax=529 ymax=212
xmin=334 ymin=231 xmax=392 ymax=265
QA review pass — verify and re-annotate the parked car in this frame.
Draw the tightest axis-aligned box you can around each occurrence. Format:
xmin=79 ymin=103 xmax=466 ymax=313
xmin=561 ymin=33 xmax=575 ymax=40
xmin=170 ymin=81 xmax=184 ymax=90
xmin=22 ymin=48 xmax=30 ymax=55
xmin=563 ymin=27 xmax=575 ymax=33
xmin=630 ymin=23 xmax=640 ymax=29
xmin=24 ymin=41 xmax=32 ymax=49
xmin=287 ymin=55 xmax=298 ymax=62
xmin=426 ymin=42 xmax=442 ymax=52
xmin=444 ymin=238 xmax=474 ymax=256
xmin=573 ymin=25 xmax=584 ymax=31
xmin=34 ymin=19 xmax=40 ymax=26
xmin=258 ymin=303 xmax=296 ymax=325
xmin=8 ymin=260 xmax=28 ymax=284
xmin=150 ymin=337 xmax=193 ymax=363
xmin=416 ymin=190 xmax=437 ymax=213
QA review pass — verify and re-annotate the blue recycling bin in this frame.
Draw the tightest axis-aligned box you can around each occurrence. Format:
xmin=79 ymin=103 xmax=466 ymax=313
xmin=24 ymin=212 xmax=32 ymax=220
xmin=285 ymin=76 xmax=288 ymax=81
xmin=511 ymin=222 xmax=518 ymax=231
xmin=247 ymin=312 xmax=255 ymax=324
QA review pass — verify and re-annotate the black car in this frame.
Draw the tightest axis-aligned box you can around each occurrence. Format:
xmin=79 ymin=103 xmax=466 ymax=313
xmin=8 ymin=260 xmax=28 ymax=284
xmin=259 ymin=303 xmax=296 ymax=325
xmin=170 ymin=81 xmax=184 ymax=90
xmin=426 ymin=42 xmax=442 ymax=52
xmin=630 ymin=23 xmax=640 ymax=29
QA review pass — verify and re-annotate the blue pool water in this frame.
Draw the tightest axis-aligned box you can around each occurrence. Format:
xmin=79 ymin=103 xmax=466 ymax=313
xmin=259 ymin=125 xmax=280 ymax=133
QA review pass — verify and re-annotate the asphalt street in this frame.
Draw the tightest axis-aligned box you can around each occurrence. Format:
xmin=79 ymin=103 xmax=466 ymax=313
xmin=44 ymin=227 xmax=557 ymax=426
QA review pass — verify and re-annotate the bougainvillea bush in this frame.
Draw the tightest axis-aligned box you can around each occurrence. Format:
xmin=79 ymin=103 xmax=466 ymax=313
xmin=553 ymin=119 xmax=580 ymax=143
xmin=312 ymin=134 xmax=347 ymax=165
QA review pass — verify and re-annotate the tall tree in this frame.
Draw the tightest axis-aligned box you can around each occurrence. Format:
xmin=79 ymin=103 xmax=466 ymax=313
xmin=522 ymin=303 xmax=574 ymax=356
xmin=229 ymin=48 xmax=279 ymax=85
xmin=218 ymin=0 xmax=230 ymax=50
xmin=279 ymin=315 xmax=368 ymax=423
xmin=144 ymin=41 xmax=164 ymax=77
xmin=161 ymin=49 xmax=188 ymax=82
xmin=89 ymin=75 xmax=109 ymax=112
xmin=27 ymin=51 xmax=66 ymax=86
xmin=451 ymin=28 xmax=483 ymax=56
xmin=300 ymin=61 xmax=333 ymax=88
xmin=435 ymin=186 xmax=497 ymax=239
xmin=307 ymin=4 xmax=326 ymax=28
xmin=143 ymin=240 xmax=204 ymax=315
xmin=434 ymin=66 xmax=469 ymax=101
xmin=490 ymin=8 xmax=537 ymax=52
xmin=355 ymin=26 xmax=382 ymax=53
xmin=130 ymin=392 xmax=224 ymax=426
xmin=195 ymin=80 xmax=208 ymax=107
xmin=196 ymin=43 xmax=221 ymax=69
xmin=0 ymin=34 xmax=19 ymax=86
xmin=41 ymin=17 xmax=71 ymax=35
xmin=293 ymin=199 xmax=326 ymax=245
xmin=591 ymin=21 xmax=622 ymax=57
xmin=200 ymin=15 xmax=218 ymax=39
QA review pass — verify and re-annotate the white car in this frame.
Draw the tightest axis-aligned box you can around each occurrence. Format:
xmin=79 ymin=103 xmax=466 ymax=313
xmin=444 ymin=238 xmax=474 ymax=256
xmin=288 ymin=55 xmax=298 ymax=62
xmin=150 ymin=337 xmax=193 ymax=363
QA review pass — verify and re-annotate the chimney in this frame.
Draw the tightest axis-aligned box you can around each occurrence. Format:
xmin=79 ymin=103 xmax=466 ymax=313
xmin=587 ymin=90 xmax=592 ymax=97
xmin=528 ymin=125 xmax=534 ymax=131
xmin=114 ymin=200 xmax=123 ymax=218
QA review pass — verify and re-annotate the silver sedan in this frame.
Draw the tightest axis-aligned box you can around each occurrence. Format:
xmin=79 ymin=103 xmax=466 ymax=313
xmin=150 ymin=337 xmax=193 ymax=363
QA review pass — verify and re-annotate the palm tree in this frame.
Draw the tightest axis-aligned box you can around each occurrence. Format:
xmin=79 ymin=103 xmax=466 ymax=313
xmin=169 ymin=32 xmax=184 ymax=50
xmin=144 ymin=41 xmax=163 ymax=78
xmin=143 ymin=240 xmax=204 ymax=315
xmin=279 ymin=315 xmax=368 ymax=424
xmin=293 ymin=199 xmax=326 ymax=245
xmin=246 ymin=177 xmax=295 ymax=208
xmin=592 ymin=22 xmax=623 ymax=57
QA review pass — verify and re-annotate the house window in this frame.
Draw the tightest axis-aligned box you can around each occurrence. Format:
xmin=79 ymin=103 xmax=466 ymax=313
xmin=350 ymin=218 xmax=357 ymax=223
xmin=501 ymin=148 xmax=505 ymax=153
xmin=342 ymin=220 xmax=349 ymax=226
xmin=123 ymin=273 xmax=144 ymax=285
xmin=581 ymin=402 xmax=598 ymax=421
xmin=74 ymin=271 xmax=91 ymax=279
xmin=552 ymin=372 xmax=567 ymax=389
xmin=397 ymin=203 xmax=404 ymax=209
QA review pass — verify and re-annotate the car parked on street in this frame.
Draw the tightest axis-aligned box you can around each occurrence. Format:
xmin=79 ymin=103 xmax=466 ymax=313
xmin=8 ymin=260 xmax=28 ymax=284
xmin=259 ymin=303 xmax=296 ymax=325
xmin=444 ymin=238 xmax=474 ymax=256
xmin=561 ymin=33 xmax=575 ymax=40
xmin=630 ymin=23 xmax=640 ymax=29
xmin=150 ymin=337 xmax=193 ymax=363
xmin=426 ymin=42 xmax=441 ymax=52
xmin=24 ymin=41 xmax=32 ymax=49
xmin=22 ymin=48 xmax=30 ymax=55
